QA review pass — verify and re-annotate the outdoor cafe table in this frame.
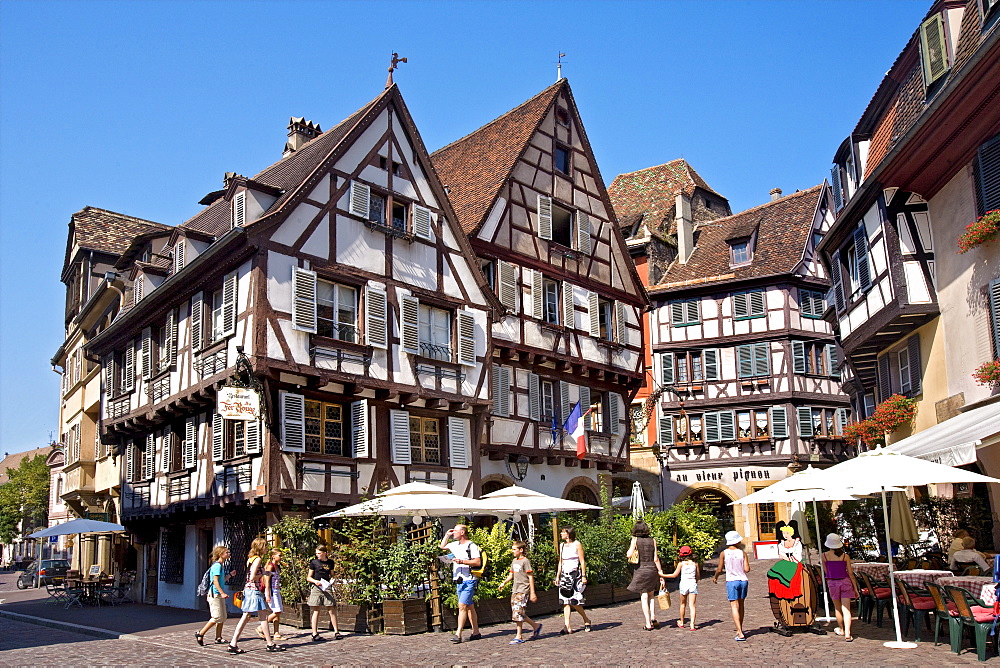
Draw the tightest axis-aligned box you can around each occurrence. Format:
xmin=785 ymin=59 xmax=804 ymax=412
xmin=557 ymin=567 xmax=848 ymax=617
xmin=936 ymin=575 xmax=997 ymax=606
xmin=66 ymin=578 xmax=112 ymax=605
xmin=891 ymin=569 xmax=953 ymax=590
xmin=852 ymin=562 xmax=891 ymax=581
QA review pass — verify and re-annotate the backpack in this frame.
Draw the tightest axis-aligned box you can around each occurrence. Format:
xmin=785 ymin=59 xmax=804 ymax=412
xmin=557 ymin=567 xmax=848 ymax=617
xmin=470 ymin=548 xmax=487 ymax=579
xmin=196 ymin=568 xmax=212 ymax=597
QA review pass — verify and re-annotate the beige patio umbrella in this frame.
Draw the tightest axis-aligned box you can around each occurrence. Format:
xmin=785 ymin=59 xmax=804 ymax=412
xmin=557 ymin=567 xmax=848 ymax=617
xmin=888 ymin=490 xmax=919 ymax=546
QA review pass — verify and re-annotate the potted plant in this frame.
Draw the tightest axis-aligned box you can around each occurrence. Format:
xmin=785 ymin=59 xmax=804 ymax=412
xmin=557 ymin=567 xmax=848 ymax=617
xmin=270 ymin=516 xmax=320 ymax=628
xmin=972 ymin=360 xmax=1000 ymax=388
xmin=381 ymin=532 xmax=438 ymax=635
xmin=844 ymin=394 xmax=917 ymax=448
xmin=958 ymin=210 xmax=1000 ymax=253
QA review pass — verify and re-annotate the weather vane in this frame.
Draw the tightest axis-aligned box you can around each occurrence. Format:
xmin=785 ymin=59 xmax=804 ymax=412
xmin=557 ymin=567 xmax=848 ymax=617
xmin=556 ymin=52 xmax=566 ymax=81
xmin=386 ymin=52 xmax=407 ymax=88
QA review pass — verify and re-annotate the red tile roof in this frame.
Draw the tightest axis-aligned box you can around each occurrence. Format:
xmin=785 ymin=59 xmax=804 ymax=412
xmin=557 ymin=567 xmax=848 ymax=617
xmin=649 ymin=185 xmax=823 ymax=293
xmin=607 ymin=160 xmax=728 ymax=235
xmin=64 ymin=207 xmax=169 ymax=277
xmin=430 ymin=81 xmax=566 ymax=234
xmin=0 ymin=446 xmax=53 ymax=485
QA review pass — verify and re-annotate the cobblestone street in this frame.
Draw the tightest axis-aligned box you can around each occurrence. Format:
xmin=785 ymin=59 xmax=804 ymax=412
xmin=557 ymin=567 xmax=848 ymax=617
xmin=1 ymin=567 xmax=995 ymax=666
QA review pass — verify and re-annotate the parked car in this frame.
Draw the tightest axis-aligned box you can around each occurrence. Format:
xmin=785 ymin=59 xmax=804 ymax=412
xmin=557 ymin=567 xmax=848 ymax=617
xmin=16 ymin=559 xmax=70 ymax=588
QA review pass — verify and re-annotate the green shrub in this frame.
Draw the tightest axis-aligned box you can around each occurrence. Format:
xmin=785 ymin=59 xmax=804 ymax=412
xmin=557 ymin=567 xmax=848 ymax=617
xmin=271 ymin=516 xmax=321 ymax=605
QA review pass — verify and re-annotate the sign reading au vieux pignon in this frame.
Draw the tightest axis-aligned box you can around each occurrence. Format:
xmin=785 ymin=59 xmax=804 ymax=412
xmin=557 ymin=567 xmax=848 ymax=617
xmin=217 ymin=386 xmax=260 ymax=420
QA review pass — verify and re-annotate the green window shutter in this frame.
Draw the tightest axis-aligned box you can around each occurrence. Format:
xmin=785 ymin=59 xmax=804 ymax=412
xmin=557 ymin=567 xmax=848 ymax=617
xmin=737 ymin=345 xmax=754 ymax=378
xmin=854 ymin=226 xmax=871 ymax=291
xmin=989 ymin=278 xmax=1000 ymax=358
xmin=704 ymin=412 xmax=720 ymax=442
xmin=658 ymin=414 xmax=674 ymax=445
xmin=770 ymin=406 xmax=788 ymax=439
xmin=718 ymin=411 xmax=736 ymax=441
xmin=703 ymin=348 xmax=719 ymax=381
xmin=792 ymin=341 xmax=806 ymax=375
xmin=733 ymin=292 xmax=749 ymax=319
xmin=827 ymin=344 xmax=840 ymax=379
xmin=974 ymin=135 xmax=1000 ymax=215
xmin=754 ymin=342 xmax=771 ymax=376
xmin=830 ymin=250 xmax=846 ymax=312
xmin=919 ymin=13 xmax=949 ymax=87
xmin=749 ymin=290 xmax=766 ymax=316
xmin=660 ymin=352 xmax=675 ymax=384
xmin=797 ymin=406 xmax=814 ymax=438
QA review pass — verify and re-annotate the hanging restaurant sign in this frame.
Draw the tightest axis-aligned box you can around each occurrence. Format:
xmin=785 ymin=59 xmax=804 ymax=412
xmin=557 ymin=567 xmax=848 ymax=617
xmin=217 ymin=386 xmax=260 ymax=420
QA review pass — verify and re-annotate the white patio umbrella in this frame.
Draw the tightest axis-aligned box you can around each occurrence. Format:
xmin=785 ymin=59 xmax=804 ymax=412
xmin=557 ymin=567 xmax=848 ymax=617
xmin=809 ymin=447 xmax=1000 ymax=650
xmin=315 ymin=482 xmax=494 ymax=523
xmin=27 ymin=518 xmax=125 ymax=538
xmin=630 ymin=481 xmax=646 ymax=519
xmin=480 ymin=485 xmax=603 ymax=514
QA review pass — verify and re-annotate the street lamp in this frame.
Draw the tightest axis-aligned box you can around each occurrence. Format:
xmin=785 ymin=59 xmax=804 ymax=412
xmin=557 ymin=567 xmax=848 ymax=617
xmin=506 ymin=454 xmax=530 ymax=482
xmin=650 ymin=442 xmax=669 ymax=510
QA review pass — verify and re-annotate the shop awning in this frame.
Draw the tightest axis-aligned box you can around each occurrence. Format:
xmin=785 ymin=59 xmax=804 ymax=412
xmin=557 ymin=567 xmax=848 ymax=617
xmin=885 ymin=401 xmax=1000 ymax=466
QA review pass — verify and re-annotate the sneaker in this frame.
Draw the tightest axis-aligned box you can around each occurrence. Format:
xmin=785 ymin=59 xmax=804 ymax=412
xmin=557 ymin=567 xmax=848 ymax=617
xmin=509 ymin=638 xmax=525 ymax=644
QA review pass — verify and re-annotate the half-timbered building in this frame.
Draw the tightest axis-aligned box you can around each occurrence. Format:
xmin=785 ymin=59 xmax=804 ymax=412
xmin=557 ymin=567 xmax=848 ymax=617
xmin=817 ymin=0 xmax=1000 ymax=548
xmin=432 ymin=79 xmax=649 ymax=503
xmin=611 ymin=179 xmax=851 ymax=542
xmin=85 ymin=84 xmax=498 ymax=608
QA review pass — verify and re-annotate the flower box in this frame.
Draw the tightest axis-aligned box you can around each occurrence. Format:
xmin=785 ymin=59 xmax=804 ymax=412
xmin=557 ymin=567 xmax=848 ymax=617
xmin=382 ymin=598 xmax=429 ymax=635
xmin=958 ymin=210 xmax=1000 ymax=253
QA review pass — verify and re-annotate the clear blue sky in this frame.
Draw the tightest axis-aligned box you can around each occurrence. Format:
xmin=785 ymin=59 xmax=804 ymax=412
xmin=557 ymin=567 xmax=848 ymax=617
xmin=0 ymin=0 xmax=929 ymax=454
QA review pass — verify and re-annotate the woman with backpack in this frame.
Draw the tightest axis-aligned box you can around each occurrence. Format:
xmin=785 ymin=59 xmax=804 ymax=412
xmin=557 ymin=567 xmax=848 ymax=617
xmin=195 ymin=545 xmax=231 ymax=646
xmin=228 ymin=537 xmax=285 ymax=654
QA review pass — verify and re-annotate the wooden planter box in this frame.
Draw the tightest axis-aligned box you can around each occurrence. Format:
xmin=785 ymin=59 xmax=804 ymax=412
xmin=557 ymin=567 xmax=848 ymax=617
xmin=613 ymin=585 xmax=640 ymax=603
xmin=585 ymin=583 xmax=613 ymax=607
xmin=383 ymin=599 xmax=429 ymax=635
xmin=534 ymin=588 xmax=561 ymax=614
xmin=289 ymin=603 xmax=382 ymax=634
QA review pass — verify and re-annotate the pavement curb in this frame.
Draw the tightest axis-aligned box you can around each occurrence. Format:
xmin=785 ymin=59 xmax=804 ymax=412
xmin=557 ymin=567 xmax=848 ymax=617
xmin=0 ymin=608 xmax=141 ymax=641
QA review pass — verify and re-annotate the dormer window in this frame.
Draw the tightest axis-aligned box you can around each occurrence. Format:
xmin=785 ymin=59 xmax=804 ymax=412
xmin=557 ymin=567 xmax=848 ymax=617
xmin=232 ymin=191 xmax=246 ymax=228
xmin=730 ymin=239 xmax=751 ymax=266
xmin=919 ymin=13 xmax=950 ymax=89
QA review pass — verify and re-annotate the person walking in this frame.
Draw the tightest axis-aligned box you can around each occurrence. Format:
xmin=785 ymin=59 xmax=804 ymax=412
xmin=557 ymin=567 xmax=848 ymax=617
xmin=822 ymin=533 xmax=860 ymax=642
xmin=195 ymin=546 xmax=231 ymax=646
xmin=440 ymin=524 xmax=482 ymax=643
xmin=262 ymin=548 xmax=286 ymax=641
xmin=306 ymin=545 xmax=342 ymax=641
xmin=228 ymin=537 xmax=283 ymax=654
xmin=499 ymin=541 xmax=541 ymax=644
xmin=554 ymin=526 xmax=592 ymax=634
xmin=625 ymin=521 xmax=664 ymax=631
xmin=665 ymin=545 xmax=700 ymax=630
xmin=713 ymin=531 xmax=750 ymax=641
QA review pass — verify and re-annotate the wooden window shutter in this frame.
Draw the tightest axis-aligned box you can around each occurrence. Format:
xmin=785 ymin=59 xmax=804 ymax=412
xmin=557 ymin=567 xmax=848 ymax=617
xmin=498 ymin=261 xmax=518 ymax=312
xmin=279 ymin=391 xmax=306 ymax=453
xmin=123 ymin=339 xmax=135 ymax=392
xmin=703 ymin=348 xmax=719 ymax=381
xmin=974 ymin=135 xmax=1000 ymax=215
xmin=364 ymin=286 xmax=388 ymax=349
xmin=173 ymin=241 xmax=185 ymax=273
xmin=792 ymin=341 xmax=806 ymax=374
xmin=660 ymin=352 xmax=675 ymax=385
xmin=562 ymin=281 xmax=575 ymax=328
xmin=919 ymin=13 xmax=949 ymax=87
xmin=104 ymin=354 xmax=115 ymax=399
xmin=134 ymin=274 xmax=143 ymax=304
xmin=211 ymin=413 xmax=224 ymax=462
xmin=835 ymin=408 xmax=849 ymax=436
xmin=576 ymin=211 xmax=591 ymax=254
xmin=232 ymin=191 xmax=246 ymax=228
xmin=221 ymin=271 xmax=238 ymax=338
xmin=145 ymin=432 xmax=155 ymax=479
xmin=749 ymin=290 xmax=766 ymax=316
xmin=733 ymin=292 xmax=749 ymax=319
xmin=718 ymin=411 xmax=736 ymax=441
xmin=167 ymin=308 xmax=178 ymax=367
xmin=141 ymin=327 xmax=152 ymax=379
xmin=245 ymin=419 xmax=261 ymax=455
xmin=878 ymin=355 xmax=892 ymax=401
xmin=183 ymin=417 xmax=197 ymax=468
xmin=390 ymin=410 xmax=411 ymax=464
xmin=161 ymin=431 xmax=173 ymax=474
xmin=412 ymin=205 xmax=432 ymax=240
xmin=291 ymin=267 xmax=318 ymax=333
xmin=907 ymin=335 xmax=922 ymax=395
xmin=754 ymin=342 xmax=771 ymax=376
xmin=608 ymin=393 xmax=621 ymax=436
xmin=491 ymin=365 xmax=510 ymax=417
xmin=686 ymin=299 xmax=700 ymax=324
xmin=989 ymin=278 xmax=1000 ymax=358
xmin=126 ymin=441 xmax=135 ymax=482
xmin=670 ymin=301 xmax=684 ymax=326
xmin=704 ymin=412 xmax=721 ymax=442
xmin=537 ymin=195 xmax=553 ymax=240
xmin=797 ymin=406 xmax=814 ymax=438
xmin=349 ymin=180 xmax=371 ymax=219
xmin=531 ymin=270 xmax=544 ymax=320
xmin=190 ymin=292 xmax=203 ymax=352
xmin=826 ymin=344 xmax=840 ymax=379
xmin=560 ymin=381 xmax=572 ymax=424
xmin=579 ymin=386 xmax=592 ymax=430
xmin=658 ymin=413 xmax=674 ymax=445
xmin=831 ymin=167 xmax=844 ymax=211
xmin=528 ymin=373 xmax=540 ymax=422
xmin=737 ymin=345 xmax=754 ymax=378
xmin=588 ymin=292 xmax=600 ymax=337
xmin=615 ymin=302 xmax=627 ymax=344
xmin=351 ymin=399 xmax=369 ymax=458
xmin=829 ymin=251 xmax=846 ymax=312
xmin=854 ymin=226 xmax=871 ymax=291
xmin=457 ymin=310 xmax=476 ymax=366
xmin=448 ymin=417 xmax=471 ymax=469
xmin=770 ymin=406 xmax=788 ymax=439
xmin=400 ymin=295 xmax=420 ymax=354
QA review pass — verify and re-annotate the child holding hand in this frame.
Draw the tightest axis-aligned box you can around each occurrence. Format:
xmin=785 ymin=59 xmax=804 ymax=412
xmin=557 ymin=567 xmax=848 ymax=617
xmin=500 ymin=541 xmax=541 ymax=644
xmin=664 ymin=545 xmax=700 ymax=630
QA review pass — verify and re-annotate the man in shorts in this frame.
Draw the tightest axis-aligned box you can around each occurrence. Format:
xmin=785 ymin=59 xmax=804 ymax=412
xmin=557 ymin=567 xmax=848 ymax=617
xmin=306 ymin=545 xmax=342 ymax=641
xmin=440 ymin=524 xmax=482 ymax=643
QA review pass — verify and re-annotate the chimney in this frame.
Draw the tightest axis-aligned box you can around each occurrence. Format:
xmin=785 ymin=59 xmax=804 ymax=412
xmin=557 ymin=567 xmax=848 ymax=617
xmin=770 ymin=187 xmax=783 ymax=201
xmin=676 ymin=194 xmax=694 ymax=264
xmin=284 ymin=117 xmax=322 ymax=156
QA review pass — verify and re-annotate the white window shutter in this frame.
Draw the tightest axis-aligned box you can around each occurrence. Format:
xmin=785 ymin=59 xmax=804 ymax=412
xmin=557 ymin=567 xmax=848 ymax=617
xmin=279 ymin=392 xmax=306 ymax=453
xmin=686 ymin=300 xmax=700 ymax=324
xmin=792 ymin=341 xmax=806 ymax=374
xmin=167 ymin=308 xmax=178 ymax=367
xmin=349 ymin=180 xmax=371 ymax=218
xmin=704 ymin=411 xmax=720 ymax=442
xmin=448 ymin=417 xmax=471 ymax=469
xmin=770 ymin=406 xmax=788 ymax=439
xmin=492 ymin=365 xmax=510 ymax=417
xmin=658 ymin=413 xmax=674 ymax=445
xmin=190 ymin=292 xmax=203 ymax=352
xmin=835 ymin=408 xmax=849 ymax=436
xmin=211 ymin=412 xmax=224 ymax=461
xmin=749 ymin=290 xmax=766 ymax=316
xmin=126 ymin=441 xmax=135 ymax=482
xmin=412 ymin=205 xmax=432 ymax=240
xmin=703 ymin=348 xmax=719 ymax=381
xmin=661 ymin=351 xmax=675 ymax=384
xmin=562 ymin=281 xmax=574 ymax=329
xmin=232 ymin=191 xmax=246 ymax=228
xmin=531 ymin=270 xmax=544 ymax=320
xmin=400 ymin=295 xmax=420 ymax=354
xmin=609 ymin=392 xmax=620 ymax=435
xmin=351 ymin=399 xmax=369 ymax=458
xmin=134 ymin=274 xmax=143 ymax=304
xmin=528 ymin=373 xmax=540 ymax=422
xmin=141 ymin=328 xmax=152 ymax=379
xmin=161 ymin=431 xmax=173 ymax=474
xmin=615 ymin=302 xmax=627 ymax=344
xmin=145 ymin=432 xmax=155 ymax=479
xmin=537 ymin=195 xmax=552 ymax=240
xmin=291 ymin=266 xmax=318 ymax=333
xmin=221 ymin=271 xmax=238 ymax=338
xmin=244 ymin=418 xmax=261 ymax=454
xmin=390 ymin=409 xmax=411 ymax=464
xmin=579 ymin=386 xmax=592 ymax=430
xmin=498 ymin=261 xmax=518 ymax=312
xmin=576 ymin=211 xmax=591 ymax=254
xmin=183 ymin=417 xmax=197 ymax=468
xmin=670 ymin=301 xmax=684 ymax=326
xmin=174 ymin=241 xmax=185 ymax=273
xmin=588 ymin=292 xmax=600 ymax=337
xmin=830 ymin=251 xmax=846 ymax=312
xmin=364 ymin=286 xmax=388 ymax=349
xmin=457 ymin=310 xmax=476 ymax=366
xmin=797 ymin=406 xmax=814 ymax=438
xmin=719 ymin=411 xmax=736 ymax=441
xmin=104 ymin=354 xmax=115 ymax=399
xmin=560 ymin=381 xmax=572 ymax=424
xmin=123 ymin=340 xmax=135 ymax=392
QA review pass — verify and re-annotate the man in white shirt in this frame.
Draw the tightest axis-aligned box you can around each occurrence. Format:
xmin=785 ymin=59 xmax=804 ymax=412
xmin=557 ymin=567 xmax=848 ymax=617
xmin=440 ymin=524 xmax=482 ymax=643
xmin=950 ymin=536 xmax=990 ymax=573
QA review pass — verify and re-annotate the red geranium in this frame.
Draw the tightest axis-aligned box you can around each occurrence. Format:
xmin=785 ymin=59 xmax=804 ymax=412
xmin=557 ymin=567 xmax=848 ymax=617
xmin=972 ymin=360 xmax=1000 ymax=387
xmin=843 ymin=394 xmax=917 ymax=447
xmin=958 ymin=210 xmax=1000 ymax=253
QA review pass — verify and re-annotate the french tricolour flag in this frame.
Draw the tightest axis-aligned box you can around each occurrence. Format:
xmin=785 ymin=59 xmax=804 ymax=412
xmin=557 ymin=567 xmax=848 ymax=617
xmin=563 ymin=402 xmax=591 ymax=460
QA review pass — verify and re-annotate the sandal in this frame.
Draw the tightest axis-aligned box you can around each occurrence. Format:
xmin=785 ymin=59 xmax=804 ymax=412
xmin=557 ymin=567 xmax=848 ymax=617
xmin=255 ymin=627 xmax=266 ymax=639
xmin=560 ymin=627 xmax=572 ymax=635
xmin=845 ymin=636 xmax=854 ymax=642
xmin=333 ymin=632 xmax=344 ymax=640
xmin=266 ymin=644 xmax=286 ymax=652
xmin=311 ymin=633 xmax=326 ymax=642
xmin=583 ymin=623 xmax=592 ymax=633
xmin=194 ymin=632 xmax=205 ymax=647
xmin=509 ymin=638 xmax=525 ymax=644
xmin=214 ymin=637 xmax=225 ymax=644
xmin=651 ymin=620 xmax=659 ymax=629
xmin=676 ymin=621 xmax=685 ymax=629
xmin=227 ymin=645 xmax=245 ymax=654
xmin=531 ymin=623 xmax=542 ymax=639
